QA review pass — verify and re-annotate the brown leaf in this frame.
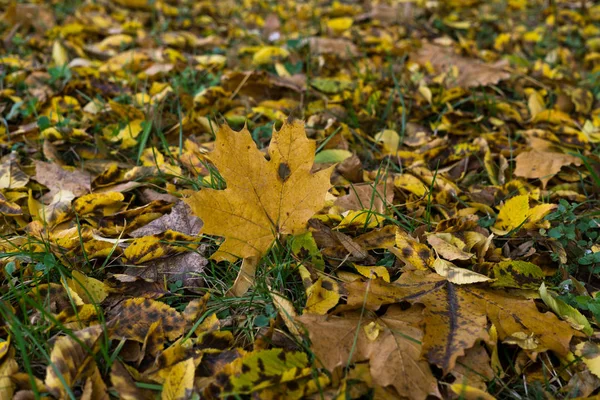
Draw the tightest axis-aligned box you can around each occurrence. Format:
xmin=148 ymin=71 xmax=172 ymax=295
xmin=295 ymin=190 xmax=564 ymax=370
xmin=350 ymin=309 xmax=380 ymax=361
xmin=412 ymin=44 xmax=510 ymax=88
xmin=130 ymin=201 xmax=203 ymax=237
xmin=124 ymin=250 xmax=207 ymax=288
xmin=304 ymin=37 xmax=358 ymax=59
xmin=514 ymin=150 xmax=582 ymax=188
xmin=34 ymin=160 xmax=91 ymax=202
xmin=111 ymin=361 xmax=153 ymax=400
xmin=297 ymin=307 xmax=440 ymax=399
xmin=334 ymin=181 xmax=394 ymax=214
xmin=344 ymin=271 xmax=575 ymax=372
xmin=2 ymin=3 xmax=56 ymax=33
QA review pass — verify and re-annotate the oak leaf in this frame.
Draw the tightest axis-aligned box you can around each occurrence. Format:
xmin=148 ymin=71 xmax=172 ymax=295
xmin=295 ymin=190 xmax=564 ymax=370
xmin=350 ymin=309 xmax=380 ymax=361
xmin=185 ymin=120 xmax=333 ymax=261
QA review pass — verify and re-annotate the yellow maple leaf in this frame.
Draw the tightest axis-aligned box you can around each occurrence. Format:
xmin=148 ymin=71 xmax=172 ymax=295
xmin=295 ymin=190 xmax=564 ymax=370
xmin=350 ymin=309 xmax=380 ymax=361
xmin=184 ymin=120 xmax=333 ymax=261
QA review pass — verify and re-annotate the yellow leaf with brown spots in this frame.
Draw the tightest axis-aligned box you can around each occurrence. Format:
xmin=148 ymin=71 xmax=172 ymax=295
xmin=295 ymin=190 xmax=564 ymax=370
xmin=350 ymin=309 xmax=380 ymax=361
xmin=124 ymin=229 xmax=200 ymax=264
xmin=298 ymin=265 xmax=340 ymax=314
xmin=184 ymin=120 xmax=333 ymax=262
xmin=491 ymin=260 xmax=544 ymax=289
xmin=393 ymin=229 xmax=434 ymax=270
xmin=0 ymin=192 xmax=22 ymax=216
xmin=212 ymin=348 xmax=329 ymax=399
xmin=575 ymin=342 xmax=600 ymax=379
xmin=0 ymin=154 xmax=28 ymax=189
xmin=109 ymin=298 xmax=185 ymax=342
xmin=45 ymin=325 xmax=103 ymax=398
xmin=354 ymin=264 xmax=391 ymax=282
xmin=74 ymin=192 xmax=125 ymax=216
xmin=0 ymin=356 xmax=18 ymax=399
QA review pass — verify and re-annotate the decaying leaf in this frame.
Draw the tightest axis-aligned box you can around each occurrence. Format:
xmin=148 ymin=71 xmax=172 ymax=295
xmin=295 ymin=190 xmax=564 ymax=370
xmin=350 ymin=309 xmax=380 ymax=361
xmin=211 ymin=349 xmax=330 ymax=399
xmin=45 ymin=325 xmax=103 ymax=398
xmin=2 ymin=0 xmax=600 ymax=397
xmin=109 ymin=298 xmax=185 ymax=342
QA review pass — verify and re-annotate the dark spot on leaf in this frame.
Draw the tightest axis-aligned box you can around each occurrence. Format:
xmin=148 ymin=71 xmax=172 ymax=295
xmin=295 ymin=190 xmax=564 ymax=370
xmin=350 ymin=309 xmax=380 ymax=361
xmin=278 ymin=162 xmax=291 ymax=181
xmin=321 ymin=280 xmax=334 ymax=291
xmin=287 ymin=380 xmax=300 ymax=391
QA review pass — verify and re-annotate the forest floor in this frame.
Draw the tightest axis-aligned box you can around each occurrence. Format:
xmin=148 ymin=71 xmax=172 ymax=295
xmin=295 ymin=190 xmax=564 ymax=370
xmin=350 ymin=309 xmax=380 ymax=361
xmin=2 ymin=0 xmax=600 ymax=399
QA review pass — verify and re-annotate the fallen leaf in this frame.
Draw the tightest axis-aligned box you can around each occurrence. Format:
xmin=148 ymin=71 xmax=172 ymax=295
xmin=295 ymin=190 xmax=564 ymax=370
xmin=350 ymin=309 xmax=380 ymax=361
xmin=0 ymin=153 xmax=28 ymax=189
xmin=34 ymin=160 xmax=91 ymax=201
xmin=540 ymin=283 xmax=592 ymax=335
xmin=303 ymin=37 xmax=358 ymax=59
xmin=161 ymin=358 xmax=195 ymax=400
xmin=344 ymin=270 xmax=575 ymax=372
xmin=492 ymin=195 xmax=556 ymax=235
xmin=412 ymin=43 xmax=510 ymax=88
xmin=45 ymin=325 xmax=103 ymax=398
xmin=130 ymin=201 xmax=203 ymax=237
xmin=0 ymin=357 xmax=18 ymax=399
xmin=297 ymin=307 xmax=441 ymax=399
xmin=184 ymin=120 xmax=333 ymax=261
xmin=514 ymin=150 xmax=582 ymax=188
xmin=109 ymin=298 xmax=185 ymax=342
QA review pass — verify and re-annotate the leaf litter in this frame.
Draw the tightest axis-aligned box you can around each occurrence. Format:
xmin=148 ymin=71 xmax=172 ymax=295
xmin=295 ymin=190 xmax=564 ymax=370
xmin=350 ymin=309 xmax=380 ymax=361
xmin=1 ymin=0 xmax=600 ymax=399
